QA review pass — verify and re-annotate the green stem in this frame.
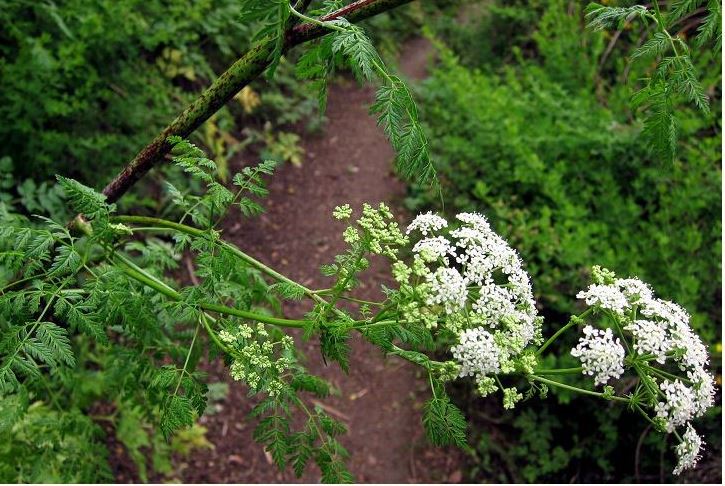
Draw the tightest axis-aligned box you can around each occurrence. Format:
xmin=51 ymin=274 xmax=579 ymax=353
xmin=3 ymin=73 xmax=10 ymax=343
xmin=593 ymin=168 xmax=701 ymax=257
xmin=634 ymin=403 xmax=658 ymax=428
xmin=530 ymin=375 xmax=629 ymax=403
xmin=200 ymin=313 xmax=232 ymax=355
xmin=536 ymin=309 xmax=591 ymax=356
xmin=114 ymin=252 xmax=307 ymax=328
xmin=0 ymin=271 xmax=49 ymax=294
xmin=113 ymin=215 xmax=352 ymax=319
xmin=534 ymin=367 xmax=584 ymax=375
xmin=642 ymin=364 xmax=692 ymax=384
xmin=174 ymin=323 xmax=200 ymax=396
xmin=337 ymin=295 xmax=383 ymax=306
xmin=289 ymin=4 xmax=347 ymax=33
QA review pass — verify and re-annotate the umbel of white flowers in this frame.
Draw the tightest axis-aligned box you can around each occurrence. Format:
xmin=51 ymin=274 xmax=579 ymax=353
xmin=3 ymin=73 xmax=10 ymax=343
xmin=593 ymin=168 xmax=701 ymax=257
xmin=572 ymin=266 xmax=716 ymax=474
xmin=400 ymin=211 xmax=542 ymax=403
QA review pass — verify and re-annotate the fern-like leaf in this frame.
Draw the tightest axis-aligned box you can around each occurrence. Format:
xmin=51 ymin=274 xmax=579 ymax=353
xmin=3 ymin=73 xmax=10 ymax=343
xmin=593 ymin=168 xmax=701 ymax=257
xmin=48 ymin=245 xmax=82 ymax=277
xmin=35 ymin=321 xmax=75 ymax=367
xmin=56 ymin=176 xmax=110 ymax=218
xmin=240 ymin=0 xmax=291 ymax=77
xmin=631 ymin=32 xmax=672 ymax=59
xmin=330 ymin=22 xmax=381 ymax=82
xmin=696 ymin=0 xmax=721 ymax=49
xmin=422 ymin=394 xmax=468 ymax=448
xmin=160 ymin=395 xmax=195 ymax=439
xmin=584 ymin=3 xmax=650 ymax=31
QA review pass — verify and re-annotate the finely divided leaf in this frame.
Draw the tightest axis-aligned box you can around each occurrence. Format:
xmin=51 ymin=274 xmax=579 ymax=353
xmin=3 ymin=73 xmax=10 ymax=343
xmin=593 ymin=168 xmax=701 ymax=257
xmin=584 ymin=3 xmax=649 ymax=31
xmin=56 ymin=176 xmax=110 ymax=218
xmin=422 ymin=395 xmax=468 ymax=448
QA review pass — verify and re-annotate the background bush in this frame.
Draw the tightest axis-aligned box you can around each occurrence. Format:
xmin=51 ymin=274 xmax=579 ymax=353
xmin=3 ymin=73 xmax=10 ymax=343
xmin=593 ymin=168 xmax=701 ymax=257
xmin=0 ymin=0 xmax=318 ymax=187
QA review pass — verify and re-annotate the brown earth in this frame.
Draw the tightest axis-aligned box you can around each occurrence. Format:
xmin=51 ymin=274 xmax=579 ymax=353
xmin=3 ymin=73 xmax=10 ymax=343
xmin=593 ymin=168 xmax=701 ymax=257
xmin=111 ymin=38 xmax=464 ymax=483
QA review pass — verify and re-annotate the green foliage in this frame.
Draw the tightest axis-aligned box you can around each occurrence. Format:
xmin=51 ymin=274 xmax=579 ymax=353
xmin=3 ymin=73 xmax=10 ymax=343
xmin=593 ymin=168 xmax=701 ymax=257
xmin=295 ymin=12 xmax=437 ymax=184
xmin=239 ymin=0 xmax=291 ymax=77
xmin=422 ymin=392 xmax=468 ymax=448
xmin=1 ymin=141 xmax=375 ymax=481
xmin=0 ymin=0 xmax=256 ymax=182
xmin=586 ymin=1 xmax=714 ymax=161
xmin=251 ymin=391 xmax=354 ymax=481
xmin=584 ymin=3 xmax=649 ymax=31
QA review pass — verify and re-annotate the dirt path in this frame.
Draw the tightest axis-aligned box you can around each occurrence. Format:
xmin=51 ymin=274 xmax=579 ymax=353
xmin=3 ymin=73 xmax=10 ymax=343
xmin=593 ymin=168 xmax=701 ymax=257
xmin=150 ymin=38 xmax=463 ymax=484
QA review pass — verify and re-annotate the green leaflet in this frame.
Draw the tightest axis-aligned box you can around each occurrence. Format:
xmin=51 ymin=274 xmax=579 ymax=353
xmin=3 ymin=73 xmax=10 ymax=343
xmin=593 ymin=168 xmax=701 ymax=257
xmin=239 ymin=0 xmax=291 ymax=77
xmin=159 ymin=394 xmax=195 ymax=440
xmin=584 ymin=3 xmax=649 ymax=31
xmin=422 ymin=393 xmax=468 ymax=448
xmin=295 ymin=17 xmax=437 ymax=184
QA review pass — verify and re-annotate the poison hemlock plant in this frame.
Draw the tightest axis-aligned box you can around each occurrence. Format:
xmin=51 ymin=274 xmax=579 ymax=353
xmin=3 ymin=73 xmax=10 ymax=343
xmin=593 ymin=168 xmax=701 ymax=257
xmin=0 ymin=0 xmax=718 ymax=482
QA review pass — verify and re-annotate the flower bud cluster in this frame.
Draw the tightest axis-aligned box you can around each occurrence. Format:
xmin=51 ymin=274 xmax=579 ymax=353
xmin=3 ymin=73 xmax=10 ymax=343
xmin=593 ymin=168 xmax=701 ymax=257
xmin=219 ymin=322 xmax=294 ymax=397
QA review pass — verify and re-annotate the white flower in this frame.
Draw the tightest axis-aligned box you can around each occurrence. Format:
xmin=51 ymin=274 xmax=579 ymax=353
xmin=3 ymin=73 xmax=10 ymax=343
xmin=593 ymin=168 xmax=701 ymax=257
xmin=624 ymin=319 xmax=670 ymax=363
xmin=451 ymin=327 xmax=501 ymax=378
xmin=406 ymin=212 xmax=448 ymax=236
xmin=615 ymin=277 xmax=653 ymax=304
xmin=472 ymin=284 xmax=516 ymax=325
xmin=450 ymin=226 xmax=485 ymax=252
xmin=455 ymin=212 xmax=492 ymax=233
xmin=571 ymin=326 xmax=625 ymax=386
xmin=426 ymin=267 xmax=468 ymax=315
xmin=640 ymin=298 xmax=689 ymax=330
xmin=404 ymin=211 xmax=542 ymax=379
xmin=688 ymin=368 xmax=716 ymax=417
xmin=654 ymin=379 xmax=696 ymax=432
xmin=412 ymin=236 xmax=456 ymax=262
xmin=576 ymin=284 xmax=629 ymax=314
xmin=669 ymin=321 xmax=709 ymax=372
xmin=673 ymin=424 xmax=703 ymax=475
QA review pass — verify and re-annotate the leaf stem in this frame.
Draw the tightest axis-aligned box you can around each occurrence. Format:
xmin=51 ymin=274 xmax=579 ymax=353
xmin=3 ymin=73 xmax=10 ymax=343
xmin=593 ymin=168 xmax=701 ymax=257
xmin=534 ymin=367 xmax=584 ymax=375
xmin=114 ymin=252 xmax=307 ymax=328
xmin=536 ymin=309 xmax=591 ymax=356
xmin=529 ymin=375 xmax=629 ymax=403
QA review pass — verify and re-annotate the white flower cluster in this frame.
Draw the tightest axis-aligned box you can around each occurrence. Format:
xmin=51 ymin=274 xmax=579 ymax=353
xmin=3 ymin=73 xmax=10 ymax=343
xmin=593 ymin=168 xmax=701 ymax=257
xmin=451 ymin=327 xmax=501 ymax=377
xmin=571 ymin=326 xmax=625 ymax=385
xmin=673 ymin=424 xmax=703 ymax=475
xmin=403 ymin=212 xmax=541 ymax=388
xmin=655 ymin=379 xmax=697 ymax=432
xmin=405 ymin=211 xmax=447 ymax=236
xmin=574 ymin=268 xmax=716 ymax=474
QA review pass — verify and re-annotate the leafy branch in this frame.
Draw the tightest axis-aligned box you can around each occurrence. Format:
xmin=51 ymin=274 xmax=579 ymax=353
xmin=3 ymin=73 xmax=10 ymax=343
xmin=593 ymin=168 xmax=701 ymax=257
xmin=586 ymin=1 xmax=718 ymax=162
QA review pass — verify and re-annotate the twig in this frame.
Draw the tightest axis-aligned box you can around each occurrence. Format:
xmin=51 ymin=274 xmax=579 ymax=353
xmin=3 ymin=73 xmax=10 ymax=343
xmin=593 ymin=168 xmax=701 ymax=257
xmin=635 ymin=424 xmax=652 ymax=482
xmin=310 ymin=399 xmax=351 ymax=422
